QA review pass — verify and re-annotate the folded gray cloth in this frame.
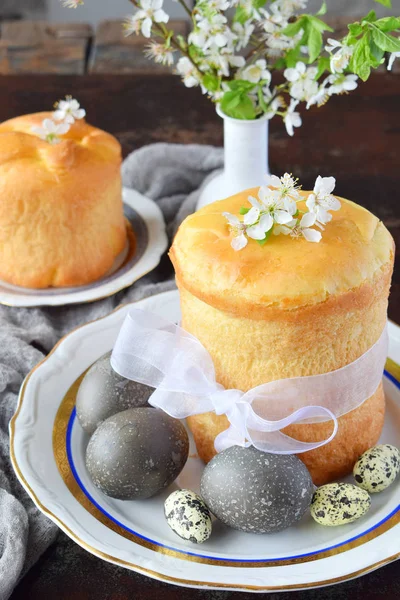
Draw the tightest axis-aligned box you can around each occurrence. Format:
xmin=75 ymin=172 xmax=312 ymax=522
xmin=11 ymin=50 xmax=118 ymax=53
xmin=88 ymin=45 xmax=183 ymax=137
xmin=0 ymin=142 xmax=223 ymax=600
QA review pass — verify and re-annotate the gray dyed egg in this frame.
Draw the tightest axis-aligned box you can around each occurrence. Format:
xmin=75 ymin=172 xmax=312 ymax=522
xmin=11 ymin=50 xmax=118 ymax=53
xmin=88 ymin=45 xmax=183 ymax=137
xmin=86 ymin=407 xmax=189 ymax=500
xmin=311 ymin=483 xmax=371 ymax=526
xmin=76 ymin=352 xmax=153 ymax=435
xmin=353 ymin=444 xmax=400 ymax=493
xmin=200 ymin=446 xmax=314 ymax=534
xmin=164 ymin=489 xmax=212 ymax=544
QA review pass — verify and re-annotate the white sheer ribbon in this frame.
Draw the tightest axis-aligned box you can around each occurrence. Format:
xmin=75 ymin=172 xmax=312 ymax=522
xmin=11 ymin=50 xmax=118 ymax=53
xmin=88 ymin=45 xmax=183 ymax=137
xmin=110 ymin=309 xmax=388 ymax=455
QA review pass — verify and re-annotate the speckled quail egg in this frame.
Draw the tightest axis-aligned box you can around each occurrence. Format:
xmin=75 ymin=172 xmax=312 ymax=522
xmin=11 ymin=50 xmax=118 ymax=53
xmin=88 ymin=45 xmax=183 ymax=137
xmin=86 ymin=407 xmax=189 ymax=500
xmin=76 ymin=352 xmax=154 ymax=435
xmin=164 ymin=490 xmax=212 ymax=544
xmin=353 ymin=444 xmax=400 ymax=493
xmin=311 ymin=483 xmax=371 ymax=526
xmin=200 ymin=446 xmax=314 ymax=534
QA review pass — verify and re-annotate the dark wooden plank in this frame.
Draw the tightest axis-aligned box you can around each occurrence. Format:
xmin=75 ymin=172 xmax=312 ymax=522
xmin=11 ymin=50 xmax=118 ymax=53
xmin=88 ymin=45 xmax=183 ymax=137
xmin=89 ymin=19 xmax=188 ymax=74
xmin=0 ymin=21 xmax=92 ymax=74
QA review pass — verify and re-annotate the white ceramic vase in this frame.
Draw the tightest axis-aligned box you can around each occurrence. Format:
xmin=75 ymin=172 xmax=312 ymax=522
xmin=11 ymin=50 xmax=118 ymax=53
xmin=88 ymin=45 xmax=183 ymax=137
xmin=196 ymin=106 xmax=270 ymax=210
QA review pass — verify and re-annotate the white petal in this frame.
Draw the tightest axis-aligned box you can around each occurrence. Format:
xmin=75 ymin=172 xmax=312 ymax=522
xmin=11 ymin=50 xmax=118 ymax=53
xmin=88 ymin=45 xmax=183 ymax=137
xmin=259 ymin=213 xmax=274 ymax=231
xmin=74 ymin=108 xmax=86 ymax=119
xmin=232 ymin=233 xmax=248 ymax=251
xmin=243 ymin=206 xmax=260 ymax=225
xmin=300 ymin=211 xmax=316 ymax=228
xmin=247 ymin=221 xmax=270 ymax=240
xmin=268 ymin=175 xmax=281 ymax=188
xmin=284 ymin=67 xmax=299 ymax=82
xmin=43 ymin=118 xmax=56 ymax=133
xmin=326 ymin=38 xmax=341 ymax=49
xmin=223 ymin=212 xmax=241 ymax=227
xmin=305 ymin=194 xmax=316 ymax=211
xmin=296 ymin=61 xmax=306 ymax=74
xmin=248 ymin=195 xmax=263 ymax=210
xmin=273 ymin=209 xmax=293 ymax=224
xmin=53 ymin=109 xmax=65 ymax=121
xmin=316 ymin=208 xmax=332 ymax=224
xmin=302 ymin=228 xmax=322 ymax=243
xmin=141 ymin=17 xmax=152 ymax=38
xmin=56 ymin=122 xmax=70 ymax=135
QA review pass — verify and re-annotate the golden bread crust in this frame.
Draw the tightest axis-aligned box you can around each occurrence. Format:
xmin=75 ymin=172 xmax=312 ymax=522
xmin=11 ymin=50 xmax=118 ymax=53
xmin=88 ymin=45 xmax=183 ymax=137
xmin=170 ymin=189 xmax=394 ymax=316
xmin=0 ymin=112 xmax=127 ymax=288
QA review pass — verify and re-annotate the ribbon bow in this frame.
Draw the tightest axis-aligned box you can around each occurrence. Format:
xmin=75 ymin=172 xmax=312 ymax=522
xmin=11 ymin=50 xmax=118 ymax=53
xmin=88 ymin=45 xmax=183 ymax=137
xmin=110 ymin=309 xmax=387 ymax=455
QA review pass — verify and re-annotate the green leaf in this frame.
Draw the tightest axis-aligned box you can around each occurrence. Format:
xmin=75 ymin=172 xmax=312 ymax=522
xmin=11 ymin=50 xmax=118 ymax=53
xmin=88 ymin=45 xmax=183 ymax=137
xmin=202 ymin=73 xmax=219 ymax=93
xmin=257 ymin=86 xmax=268 ymax=113
xmin=315 ymin=55 xmax=330 ymax=79
xmin=371 ymin=26 xmax=400 ymax=52
xmin=316 ymin=1 xmax=327 ymax=16
xmin=369 ymin=39 xmax=385 ymax=65
xmin=239 ymin=206 xmax=250 ymax=215
xmin=221 ymin=92 xmax=257 ymax=120
xmin=307 ymin=16 xmax=333 ymax=33
xmin=362 ymin=10 xmax=377 ymax=24
xmin=374 ymin=16 xmax=400 ymax=32
xmin=308 ymin=26 xmax=323 ymax=63
xmin=228 ymin=79 xmax=256 ymax=92
xmin=253 ymin=0 xmax=267 ymax=8
xmin=282 ymin=18 xmax=305 ymax=37
xmin=348 ymin=22 xmax=364 ymax=37
xmin=374 ymin=0 xmax=392 ymax=6
xmin=233 ymin=5 xmax=251 ymax=25
xmin=350 ymin=34 xmax=372 ymax=81
xmin=285 ymin=42 xmax=303 ymax=68
xmin=257 ymin=227 xmax=273 ymax=246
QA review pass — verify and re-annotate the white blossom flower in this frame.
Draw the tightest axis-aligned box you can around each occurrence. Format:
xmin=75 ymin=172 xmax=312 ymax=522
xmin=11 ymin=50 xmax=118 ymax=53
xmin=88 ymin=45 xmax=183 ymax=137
xmin=247 ymin=213 xmax=274 ymax=240
xmin=264 ymin=94 xmax=285 ymax=119
xmin=257 ymin=187 xmax=296 ymax=223
xmin=128 ymin=0 xmax=169 ymax=39
xmin=283 ymin=99 xmax=302 ymax=136
xmin=306 ymin=176 xmax=340 ymax=226
xmin=241 ymin=59 xmax=271 ymax=84
xmin=306 ymin=81 xmax=330 ymax=109
xmin=268 ymin=172 xmax=301 ymax=204
xmin=190 ymin=13 xmax=229 ymax=50
xmin=295 ymin=212 xmax=322 ymax=242
xmin=206 ymin=0 xmax=231 ymax=10
xmin=223 ymin=212 xmax=249 ymax=250
xmin=274 ymin=0 xmax=308 ymax=19
xmin=232 ymin=21 xmax=254 ymax=51
xmin=53 ymin=97 xmax=85 ymax=124
xmin=124 ymin=15 xmax=142 ymax=36
xmin=31 ymin=118 xmax=70 ymax=144
xmin=325 ymin=38 xmax=354 ymax=74
xmin=284 ymin=62 xmax=318 ymax=102
xmin=223 ymin=172 xmax=340 ymax=249
xmin=176 ymin=57 xmax=201 ymax=87
xmin=61 ymin=0 xmax=83 ymax=7
xmin=275 ymin=212 xmax=321 ymax=242
xmin=144 ymin=41 xmax=175 ymax=65
xmin=327 ymin=73 xmax=358 ymax=95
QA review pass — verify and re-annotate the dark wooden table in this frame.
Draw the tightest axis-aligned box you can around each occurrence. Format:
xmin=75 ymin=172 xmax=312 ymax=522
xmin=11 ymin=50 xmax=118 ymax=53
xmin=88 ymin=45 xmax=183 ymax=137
xmin=2 ymin=72 xmax=399 ymax=599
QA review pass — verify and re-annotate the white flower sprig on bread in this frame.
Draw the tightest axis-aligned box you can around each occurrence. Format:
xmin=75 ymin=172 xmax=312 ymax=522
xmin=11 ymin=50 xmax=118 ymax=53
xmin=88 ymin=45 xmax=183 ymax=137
xmin=31 ymin=96 xmax=86 ymax=144
xmin=223 ymin=174 xmax=341 ymax=250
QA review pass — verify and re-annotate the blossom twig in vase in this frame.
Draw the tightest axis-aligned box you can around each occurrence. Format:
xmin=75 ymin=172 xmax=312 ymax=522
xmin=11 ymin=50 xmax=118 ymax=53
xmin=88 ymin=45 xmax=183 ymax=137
xmin=62 ymin=0 xmax=400 ymax=135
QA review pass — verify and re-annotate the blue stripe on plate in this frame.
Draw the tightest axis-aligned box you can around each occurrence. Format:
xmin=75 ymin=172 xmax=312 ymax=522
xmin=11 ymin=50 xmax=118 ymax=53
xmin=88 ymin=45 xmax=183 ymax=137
xmin=66 ymin=370 xmax=400 ymax=563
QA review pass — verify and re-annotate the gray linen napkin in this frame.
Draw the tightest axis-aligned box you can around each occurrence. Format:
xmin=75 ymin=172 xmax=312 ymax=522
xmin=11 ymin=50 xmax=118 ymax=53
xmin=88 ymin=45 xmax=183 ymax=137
xmin=0 ymin=142 xmax=223 ymax=600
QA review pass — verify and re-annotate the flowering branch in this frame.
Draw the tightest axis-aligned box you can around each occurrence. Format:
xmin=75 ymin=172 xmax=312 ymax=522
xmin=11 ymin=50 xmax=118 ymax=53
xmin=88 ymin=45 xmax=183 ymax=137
xmin=223 ymin=173 xmax=340 ymax=249
xmin=61 ymin=0 xmax=400 ymax=134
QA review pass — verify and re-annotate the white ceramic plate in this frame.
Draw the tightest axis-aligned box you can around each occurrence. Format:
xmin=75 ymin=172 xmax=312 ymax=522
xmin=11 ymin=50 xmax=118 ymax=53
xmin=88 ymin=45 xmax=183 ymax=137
xmin=0 ymin=188 xmax=168 ymax=307
xmin=10 ymin=290 xmax=400 ymax=592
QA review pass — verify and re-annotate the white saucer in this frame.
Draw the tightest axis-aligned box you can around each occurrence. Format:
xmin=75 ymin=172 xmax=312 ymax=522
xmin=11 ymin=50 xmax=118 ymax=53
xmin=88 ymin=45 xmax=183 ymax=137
xmin=0 ymin=188 xmax=168 ymax=307
xmin=9 ymin=290 xmax=400 ymax=592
